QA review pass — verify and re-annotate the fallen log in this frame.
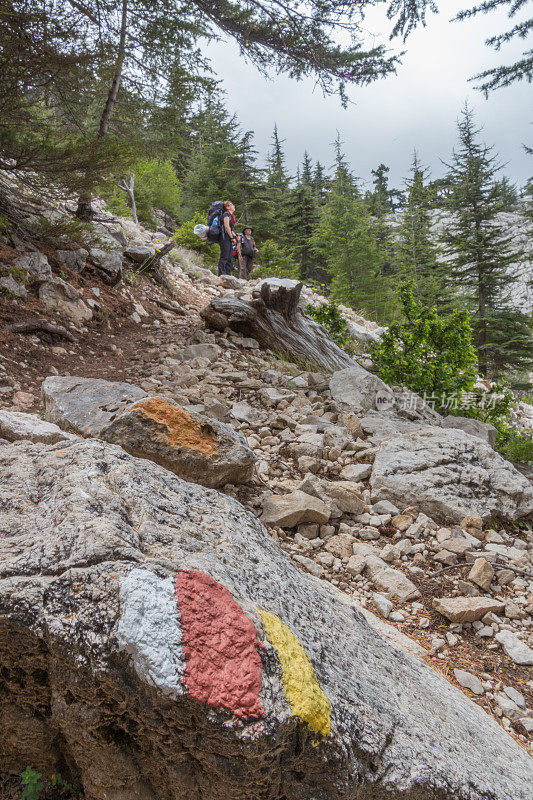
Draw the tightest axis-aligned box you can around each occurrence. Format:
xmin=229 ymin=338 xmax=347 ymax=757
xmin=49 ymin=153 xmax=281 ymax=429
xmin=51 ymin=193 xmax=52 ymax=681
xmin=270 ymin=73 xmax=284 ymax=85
xmin=207 ymin=278 xmax=355 ymax=372
xmin=7 ymin=318 xmax=76 ymax=342
xmin=153 ymin=297 xmax=186 ymax=316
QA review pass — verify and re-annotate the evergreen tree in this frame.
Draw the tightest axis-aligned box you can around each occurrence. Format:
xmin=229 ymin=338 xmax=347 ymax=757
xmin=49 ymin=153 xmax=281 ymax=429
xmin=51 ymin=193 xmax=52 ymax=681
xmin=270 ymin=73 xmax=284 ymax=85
xmin=313 ymin=161 xmax=329 ymax=203
xmin=396 ymin=152 xmax=445 ymax=304
xmin=442 ymin=104 xmax=533 ymax=383
xmin=313 ymin=138 xmax=391 ymax=319
xmin=453 ymin=0 xmax=533 ymax=92
xmin=366 ymin=163 xmax=396 ymax=275
xmin=263 ymin=125 xmax=290 ymax=242
xmin=181 ymin=102 xmax=245 ymax=216
xmin=368 ymin=164 xmax=393 ymax=216
xmin=235 ymin=131 xmax=266 ymax=227
xmin=284 ymin=177 xmax=318 ymax=281
xmin=266 ymin=125 xmax=289 ymax=191
xmin=301 ymin=151 xmax=313 ymax=185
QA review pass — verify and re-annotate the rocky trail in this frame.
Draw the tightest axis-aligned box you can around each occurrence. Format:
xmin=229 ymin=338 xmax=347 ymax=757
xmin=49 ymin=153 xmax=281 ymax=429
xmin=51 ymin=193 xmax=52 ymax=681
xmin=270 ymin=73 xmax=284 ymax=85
xmin=0 ymin=203 xmax=532 ymax=799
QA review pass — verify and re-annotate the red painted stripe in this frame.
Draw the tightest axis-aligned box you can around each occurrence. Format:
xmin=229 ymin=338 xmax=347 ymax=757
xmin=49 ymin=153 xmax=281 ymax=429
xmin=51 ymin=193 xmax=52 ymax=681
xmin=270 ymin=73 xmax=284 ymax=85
xmin=176 ymin=570 xmax=264 ymax=721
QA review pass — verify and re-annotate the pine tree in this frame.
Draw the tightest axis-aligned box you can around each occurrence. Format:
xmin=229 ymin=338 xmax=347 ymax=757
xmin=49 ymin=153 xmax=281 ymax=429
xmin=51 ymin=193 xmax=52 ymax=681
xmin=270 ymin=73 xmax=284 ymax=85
xmin=262 ymin=125 xmax=290 ymax=242
xmin=284 ymin=178 xmax=318 ymax=281
xmin=301 ymin=152 xmax=313 ymax=186
xmin=313 ymin=137 xmax=391 ymax=319
xmin=366 ymin=163 xmax=395 ymax=276
xmin=442 ymin=104 xmax=533 ymax=383
xmin=266 ymin=125 xmax=289 ymax=191
xmin=181 ymin=102 xmax=245 ymax=215
xmin=235 ymin=131 xmax=264 ymax=227
xmin=368 ymin=164 xmax=393 ymax=217
xmin=395 ymin=152 xmax=445 ymax=305
xmin=313 ymin=162 xmax=329 ymax=204
xmin=453 ymin=1 xmax=533 ymax=92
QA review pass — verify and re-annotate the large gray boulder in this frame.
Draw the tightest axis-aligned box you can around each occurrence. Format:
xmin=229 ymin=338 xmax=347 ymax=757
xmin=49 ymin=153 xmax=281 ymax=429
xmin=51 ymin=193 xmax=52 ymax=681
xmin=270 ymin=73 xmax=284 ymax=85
xmin=0 ymin=273 xmax=27 ymax=299
xmin=39 ymin=277 xmax=93 ymax=325
xmin=57 ymin=248 xmax=89 ymax=273
xmin=370 ymin=426 xmax=533 ymax=523
xmin=443 ymin=414 xmax=497 ymax=447
xmin=329 ymin=365 xmax=394 ymax=415
xmin=0 ymin=409 xmax=77 ymax=444
xmin=89 ymin=247 xmax=123 ymax=282
xmin=15 ymin=251 xmax=52 ymax=282
xmin=123 ymin=244 xmax=155 ymax=263
xmin=42 ymin=376 xmax=256 ymax=487
xmin=0 ymin=437 xmax=531 ymax=800
xmin=42 ymin=376 xmax=147 ymax=435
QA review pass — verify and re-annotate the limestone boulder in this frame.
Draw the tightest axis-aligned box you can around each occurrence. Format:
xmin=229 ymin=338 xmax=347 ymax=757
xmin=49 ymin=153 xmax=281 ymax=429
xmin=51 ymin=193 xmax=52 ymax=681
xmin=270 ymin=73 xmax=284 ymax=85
xmin=42 ymin=376 xmax=147 ymax=435
xmin=15 ymin=251 xmax=51 ymax=282
xmin=370 ymin=426 xmax=533 ymax=524
xmin=468 ymin=558 xmax=494 ymax=591
xmin=123 ymin=244 xmax=155 ymax=263
xmin=0 ymin=438 xmax=531 ymax=800
xmin=443 ymin=415 xmax=497 ymax=447
xmin=42 ymin=377 xmax=255 ymax=487
xmin=432 ymin=596 xmax=505 ymax=623
xmin=297 ymin=473 xmax=365 ymax=516
xmin=89 ymin=247 xmax=123 ymax=282
xmin=177 ymin=343 xmax=220 ymax=363
xmin=99 ymin=397 xmax=256 ymax=488
xmin=57 ymin=248 xmax=88 ymax=273
xmin=0 ymin=274 xmax=27 ymax=299
xmin=330 ymin=365 xmax=394 ymax=415
xmin=39 ymin=278 xmax=93 ymax=325
xmin=495 ymin=630 xmax=533 ymax=666
xmin=261 ymin=490 xmax=330 ymax=528
xmin=0 ymin=410 xmax=77 ymax=444
xmin=371 ymin=567 xmax=421 ymax=603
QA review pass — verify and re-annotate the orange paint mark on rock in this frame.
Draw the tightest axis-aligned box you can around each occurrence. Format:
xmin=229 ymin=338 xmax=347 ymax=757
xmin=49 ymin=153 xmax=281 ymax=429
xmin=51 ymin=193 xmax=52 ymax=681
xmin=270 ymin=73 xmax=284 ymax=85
xmin=176 ymin=570 xmax=264 ymax=720
xmin=133 ymin=397 xmax=217 ymax=456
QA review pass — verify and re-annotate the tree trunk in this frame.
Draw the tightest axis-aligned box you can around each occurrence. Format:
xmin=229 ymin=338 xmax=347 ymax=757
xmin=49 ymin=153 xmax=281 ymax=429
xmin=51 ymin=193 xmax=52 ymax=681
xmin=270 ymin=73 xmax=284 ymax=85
xmin=477 ymin=270 xmax=487 ymax=376
xmin=205 ymin=279 xmax=356 ymax=372
xmin=119 ymin=173 xmax=138 ymax=224
xmin=75 ymin=0 xmax=128 ymax=219
xmin=98 ymin=0 xmax=128 ymax=140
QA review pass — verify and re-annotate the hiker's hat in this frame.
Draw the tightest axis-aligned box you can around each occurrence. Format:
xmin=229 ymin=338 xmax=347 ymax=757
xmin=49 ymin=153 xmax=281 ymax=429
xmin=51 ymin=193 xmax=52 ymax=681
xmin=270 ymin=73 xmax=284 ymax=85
xmin=243 ymin=225 xmax=253 ymax=233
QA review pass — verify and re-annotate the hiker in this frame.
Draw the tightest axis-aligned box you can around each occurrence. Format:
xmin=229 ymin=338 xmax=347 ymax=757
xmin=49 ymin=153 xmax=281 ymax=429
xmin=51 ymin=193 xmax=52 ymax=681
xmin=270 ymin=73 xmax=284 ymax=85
xmin=237 ymin=226 xmax=259 ymax=280
xmin=218 ymin=200 xmax=237 ymax=276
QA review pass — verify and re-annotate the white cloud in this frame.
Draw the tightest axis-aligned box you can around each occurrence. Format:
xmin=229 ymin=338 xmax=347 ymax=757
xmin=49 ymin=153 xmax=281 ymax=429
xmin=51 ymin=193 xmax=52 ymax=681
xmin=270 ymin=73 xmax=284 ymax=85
xmin=204 ymin=1 xmax=532 ymax=187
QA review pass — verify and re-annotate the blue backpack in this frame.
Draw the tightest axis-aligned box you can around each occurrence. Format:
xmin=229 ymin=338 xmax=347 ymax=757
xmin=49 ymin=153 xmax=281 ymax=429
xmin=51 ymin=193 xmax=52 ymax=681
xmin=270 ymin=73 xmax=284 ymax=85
xmin=207 ymin=201 xmax=224 ymax=242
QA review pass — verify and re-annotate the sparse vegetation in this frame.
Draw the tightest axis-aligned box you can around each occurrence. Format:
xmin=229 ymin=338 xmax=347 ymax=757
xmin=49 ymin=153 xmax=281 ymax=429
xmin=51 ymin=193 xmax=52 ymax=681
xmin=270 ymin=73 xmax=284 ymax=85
xmin=305 ymin=300 xmax=353 ymax=351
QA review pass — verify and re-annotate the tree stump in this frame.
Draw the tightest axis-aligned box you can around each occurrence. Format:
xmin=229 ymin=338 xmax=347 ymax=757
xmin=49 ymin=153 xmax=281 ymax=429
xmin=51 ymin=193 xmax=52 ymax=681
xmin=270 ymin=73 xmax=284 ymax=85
xmin=206 ymin=279 xmax=355 ymax=372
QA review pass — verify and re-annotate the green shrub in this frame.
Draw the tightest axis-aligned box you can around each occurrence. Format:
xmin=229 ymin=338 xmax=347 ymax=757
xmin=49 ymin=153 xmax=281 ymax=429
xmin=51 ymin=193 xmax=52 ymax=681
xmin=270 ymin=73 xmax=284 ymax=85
xmin=0 ymin=214 xmax=11 ymax=235
xmin=373 ymin=281 xmax=478 ymax=402
xmin=252 ymin=240 xmax=298 ymax=279
xmin=173 ymin=213 xmax=218 ymax=263
xmin=495 ymin=423 xmax=533 ymax=463
xmin=30 ymin=215 xmax=96 ymax=246
xmin=305 ymin=300 xmax=353 ymax=350
xmin=20 ymin=767 xmax=42 ymax=800
xmin=103 ymin=158 xmax=181 ymax=227
xmin=9 ymin=265 xmax=29 ymax=284
xmin=455 ymin=382 xmax=533 ymax=462
xmin=452 ymin=382 xmax=515 ymax=425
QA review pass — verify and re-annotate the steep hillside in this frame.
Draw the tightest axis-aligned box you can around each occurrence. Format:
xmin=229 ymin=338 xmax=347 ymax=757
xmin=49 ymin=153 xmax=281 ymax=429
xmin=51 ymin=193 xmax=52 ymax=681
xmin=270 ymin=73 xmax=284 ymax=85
xmin=0 ymin=197 xmax=532 ymax=799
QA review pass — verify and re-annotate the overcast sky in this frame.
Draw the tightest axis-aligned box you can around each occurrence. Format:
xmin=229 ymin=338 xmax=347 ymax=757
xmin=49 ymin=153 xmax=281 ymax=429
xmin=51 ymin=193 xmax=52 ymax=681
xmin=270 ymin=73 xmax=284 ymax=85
xmin=205 ymin=1 xmax=532 ymax=190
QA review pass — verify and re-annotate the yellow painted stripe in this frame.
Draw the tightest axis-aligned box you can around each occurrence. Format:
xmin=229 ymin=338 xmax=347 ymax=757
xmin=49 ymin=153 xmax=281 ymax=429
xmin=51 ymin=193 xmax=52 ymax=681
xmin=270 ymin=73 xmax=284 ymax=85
xmin=259 ymin=609 xmax=331 ymax=736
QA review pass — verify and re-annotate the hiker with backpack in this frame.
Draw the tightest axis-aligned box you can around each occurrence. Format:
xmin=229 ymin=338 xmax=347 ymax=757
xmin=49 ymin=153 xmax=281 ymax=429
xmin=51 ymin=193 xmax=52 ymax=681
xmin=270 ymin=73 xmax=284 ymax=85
xmin=197 ymin=200 xmax=238 ymax=275
xmin=237 ymin=226 xmax=259 ymax=280
xmin=217 ymin=200 xmax=237 ymax=276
